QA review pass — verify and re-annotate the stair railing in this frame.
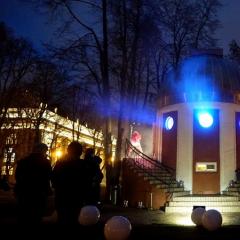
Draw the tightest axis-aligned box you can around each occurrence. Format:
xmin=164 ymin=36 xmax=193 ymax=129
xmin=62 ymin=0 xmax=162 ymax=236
xmin=125 ymin=139 xmax=178 ymax=193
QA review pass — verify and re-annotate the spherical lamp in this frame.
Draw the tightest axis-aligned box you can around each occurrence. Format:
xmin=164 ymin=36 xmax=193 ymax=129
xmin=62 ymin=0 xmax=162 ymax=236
xmin=78 ymin=205 xmax=100 ymax=226
xmin=104 ymin=216 xmax=132 ymax=240
xmin=202 ymin=209 xmax=222 ymax=231
xmin=191 ymin=207 xmax=206 ymax=226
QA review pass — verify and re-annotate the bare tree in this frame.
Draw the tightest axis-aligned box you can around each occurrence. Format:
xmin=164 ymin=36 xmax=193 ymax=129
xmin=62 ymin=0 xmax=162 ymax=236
xmin=151 ymin=0 xmax=221 ymax=68
xmin=22 ymin=0 xmax=222 ymax=199
xmin=0 ymin=22 xmax=36 ymax=131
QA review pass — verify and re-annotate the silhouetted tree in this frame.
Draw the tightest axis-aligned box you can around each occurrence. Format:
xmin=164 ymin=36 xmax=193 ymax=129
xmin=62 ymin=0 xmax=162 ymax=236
xmin=229 ymin=40 xmax=240 ymax=65
xmin=0 ymin=22 xmax=36 ymax=130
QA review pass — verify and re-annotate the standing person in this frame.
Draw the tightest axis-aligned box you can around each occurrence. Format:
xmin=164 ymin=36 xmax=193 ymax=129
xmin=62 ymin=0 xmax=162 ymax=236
xmin=130 ymin=131 xmax=143 ymax=152
xmin=14 ymin=143 xmax=52 ymax=225
xmin=52 ymin=141 xmax=86 ymax=225
xmin=84 ymin=148 xmax=104 ymax=207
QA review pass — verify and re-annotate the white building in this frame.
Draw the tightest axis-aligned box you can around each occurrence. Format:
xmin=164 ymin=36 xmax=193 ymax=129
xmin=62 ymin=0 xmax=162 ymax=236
xmin=153 ymin=49 xmax=240 ymax=194
xmin=0 ymin=107 xmax=116 ymax=184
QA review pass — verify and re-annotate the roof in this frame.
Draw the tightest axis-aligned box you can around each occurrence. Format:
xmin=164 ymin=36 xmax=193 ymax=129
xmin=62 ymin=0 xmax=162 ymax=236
xmin=160 ymin=51 xmax=240 ymax=106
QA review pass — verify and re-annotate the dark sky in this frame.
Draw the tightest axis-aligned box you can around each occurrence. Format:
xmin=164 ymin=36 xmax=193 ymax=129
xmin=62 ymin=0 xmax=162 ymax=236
xmin=217 ymin=0 xmax=240 ymax=53
xmin=0 ymin=0 xmax=55 ymax=52
xmin=0 ymin=0 xmax=240 ymax=54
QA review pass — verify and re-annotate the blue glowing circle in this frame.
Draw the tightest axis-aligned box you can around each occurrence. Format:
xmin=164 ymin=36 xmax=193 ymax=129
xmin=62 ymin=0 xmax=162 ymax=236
xmin=198 ymin=112 xmax=213 ymax=128
xmin=165 ymin=116 xmax=174 ymax=130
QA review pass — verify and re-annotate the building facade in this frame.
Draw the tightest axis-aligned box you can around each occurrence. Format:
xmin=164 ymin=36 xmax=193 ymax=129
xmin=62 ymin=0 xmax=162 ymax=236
xmin=153 ymin=49 xmax=240 ymax=194
xmin=0 ymin=107 xmax=116 ymax=185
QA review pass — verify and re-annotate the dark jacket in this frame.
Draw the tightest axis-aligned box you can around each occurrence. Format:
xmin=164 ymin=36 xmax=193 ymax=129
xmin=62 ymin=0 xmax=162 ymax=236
xmin=14 ymin=153 xmax=52 ymax=196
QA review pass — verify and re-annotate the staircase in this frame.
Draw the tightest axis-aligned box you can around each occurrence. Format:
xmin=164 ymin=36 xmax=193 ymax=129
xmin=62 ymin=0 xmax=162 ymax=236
xmin=122 ymin=140 xmax=190 ymax=209
xmin=123 ymin=140 xmax=240 ymax=212
xmin=165 ymin=194 xmax=240 ymax=213
xmin=222 ymin=181 xmax=240 ymax=196
xmin=126 ymin=158 xmax=190 ymax=197
xmin=165 ymin=180 xmax=240 ymax=213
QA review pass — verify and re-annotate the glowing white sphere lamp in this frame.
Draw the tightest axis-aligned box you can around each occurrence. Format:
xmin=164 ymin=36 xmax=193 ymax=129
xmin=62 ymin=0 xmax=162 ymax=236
xmin=198 ymin=112 xmax=213 ymax=128
xmin=165 ymin=116 xmax=174 ymax=130
xmin=191 ymin=207 xmax=206 ymax=226
xmin=202 ymin=209 xmax=222 ymax=231
xmin=104 ymin=216 xmax=132 ymax=240
xmin=78 ymin=205 xmax=100 ymax=226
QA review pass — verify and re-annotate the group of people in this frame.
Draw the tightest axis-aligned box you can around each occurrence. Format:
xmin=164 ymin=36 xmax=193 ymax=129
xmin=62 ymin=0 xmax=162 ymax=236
xmin=14 ymin=141 xmax=103 ymax=225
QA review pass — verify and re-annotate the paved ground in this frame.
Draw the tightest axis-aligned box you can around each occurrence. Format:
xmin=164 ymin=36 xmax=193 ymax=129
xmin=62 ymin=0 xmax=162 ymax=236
xmin=1 ymin=189 xmax=240 ymax=239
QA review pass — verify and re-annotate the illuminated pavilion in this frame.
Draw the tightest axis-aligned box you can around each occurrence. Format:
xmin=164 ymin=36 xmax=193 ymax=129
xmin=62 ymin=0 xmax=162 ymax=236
xmin=123 ymin=49 xmax=240 ymax=212
xmin=154 ymin=49 xmax=240 ymax=195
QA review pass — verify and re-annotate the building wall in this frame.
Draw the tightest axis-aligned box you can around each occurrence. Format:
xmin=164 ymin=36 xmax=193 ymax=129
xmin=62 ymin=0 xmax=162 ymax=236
xmin=235 ymin=112 xmax=240 ymax=170
xmin=0 ymin=129 xmax=36 ymax=183
xmin=0 ymin=108 xmax=114 ymax=187
xmin=220 ymin=105 xmax=236 ymax=191
xmin=122 ymin=159 xmax=167 ymax=209
xmin=156 ymin=102 xmax=240 ymax=193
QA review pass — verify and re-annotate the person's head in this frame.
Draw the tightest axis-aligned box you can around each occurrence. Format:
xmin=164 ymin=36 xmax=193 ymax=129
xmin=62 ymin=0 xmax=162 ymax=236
xmin=67 ymin=141 xmax=83 ymax=158
xmin=131 ymin=131 xmax=141 ymax=142
xmin=85 ymin=148 xmax=95 ymax=159
xmin=32 ymin=143 xmax=48 ymax=156
xmin=94 ymin=155 xmax=102 ymax=164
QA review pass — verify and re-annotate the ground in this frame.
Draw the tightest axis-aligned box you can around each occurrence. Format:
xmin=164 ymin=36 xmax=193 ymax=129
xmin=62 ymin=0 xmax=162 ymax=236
xmin=0 ymin=189 xmax=240 ymax=239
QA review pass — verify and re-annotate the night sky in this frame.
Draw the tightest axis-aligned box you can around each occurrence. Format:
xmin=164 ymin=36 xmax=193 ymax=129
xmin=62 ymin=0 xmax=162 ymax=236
xmin=0 ymin=0 xmax=240 ymax=54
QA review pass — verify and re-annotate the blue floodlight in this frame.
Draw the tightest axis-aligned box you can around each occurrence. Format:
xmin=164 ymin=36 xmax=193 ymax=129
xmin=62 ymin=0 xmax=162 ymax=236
xmin=165 ymin=116 xmax=174 ymax=130
xmin=197 ymin=112 xmax=213 ymax=128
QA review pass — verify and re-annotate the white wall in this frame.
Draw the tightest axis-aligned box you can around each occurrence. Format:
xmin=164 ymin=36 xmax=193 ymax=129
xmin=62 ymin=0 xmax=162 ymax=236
xmin=157 ymin=102 xmax=240 ymax=193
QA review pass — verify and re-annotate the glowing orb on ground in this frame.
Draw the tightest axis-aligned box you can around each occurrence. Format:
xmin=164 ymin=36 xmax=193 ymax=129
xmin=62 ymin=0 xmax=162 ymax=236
xmin=104 ymin=216 xmax=132 ymax=240
xmin=191 ymin=207 xmax=206 ymax=226
xmin=202 ymin=209 xmax=222 ymax=231
xmin=78 ymin=205 xmax=100 ymax=226
xmin=198 ymin=112 xmax=213 ymax=128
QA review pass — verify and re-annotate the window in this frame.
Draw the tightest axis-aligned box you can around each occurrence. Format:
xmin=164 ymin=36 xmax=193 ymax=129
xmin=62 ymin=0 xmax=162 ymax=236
xmin=165 ymin=116 xmax=174 ymax=130
xmin=1 ymin=166 xmax=14 ymax=176
xmin=6 ymin=134 xmax=17 ymax=145
xmin=3 ymin=148 xmax=16 ymax=163
xmin=197 ymin=112 xmax=213 ymax=128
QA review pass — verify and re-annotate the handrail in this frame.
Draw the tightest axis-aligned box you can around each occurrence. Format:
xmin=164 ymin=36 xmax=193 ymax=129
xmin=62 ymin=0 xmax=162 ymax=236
xmin=125 ymin=138 xmax=175 ymax=175
xmin=125 ymin=139 xmax=178 ymax=192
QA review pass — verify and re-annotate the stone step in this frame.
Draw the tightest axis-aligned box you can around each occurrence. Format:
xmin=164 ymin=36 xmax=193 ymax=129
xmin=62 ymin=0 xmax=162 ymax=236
xmin=128 ymin=163 xmax=170 ymax=173
xmin=171 ymin=191 xmax=191 ymax=197
xmin=228 ymin=187 xmax=240 ymax=191
xmin=138 ymin=172 xmax=172 ymax=178
xmin=169 ymin=201 xmax=240 ymax=207
xmin=144 ymin=175 xmax=173 ymax=181
xmin=172 ymin=195 xmax=239 ymax=202
xmin=230 ymin=183 xmax=240 ymax=187
xmin=156 ymin=186 xmax=185 ymax=192
xmin=149 ymin=180 xmax=178 ymax=186
xmin=222 ymin=191 xmax=240 ymax=196
xmin=165 ymin=206 xmax=240 ymax=213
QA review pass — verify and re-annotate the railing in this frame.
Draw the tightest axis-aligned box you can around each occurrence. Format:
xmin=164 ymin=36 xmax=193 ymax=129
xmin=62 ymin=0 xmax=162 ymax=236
xmin=125 ymin=139 xmax=178 ymax=193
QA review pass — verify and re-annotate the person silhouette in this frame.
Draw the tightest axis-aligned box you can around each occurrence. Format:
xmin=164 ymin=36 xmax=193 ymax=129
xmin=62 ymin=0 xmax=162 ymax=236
xmin=84 ymin=148 xmax=103 ymax=207
xmin=14 ymin=143 xmax=52 ymax=225
xmin=52 ymin=141 xmax=86 ymax=225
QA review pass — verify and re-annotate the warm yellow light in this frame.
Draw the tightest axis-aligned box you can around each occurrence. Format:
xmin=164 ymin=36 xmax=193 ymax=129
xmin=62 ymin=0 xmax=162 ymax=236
xmin=172 ymin=213 xmax=195 ymax=226
xmin=196 ymin=164 xmax=207 ymax=171
xmin=56 ymin=150 xmax=62 ymax=158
